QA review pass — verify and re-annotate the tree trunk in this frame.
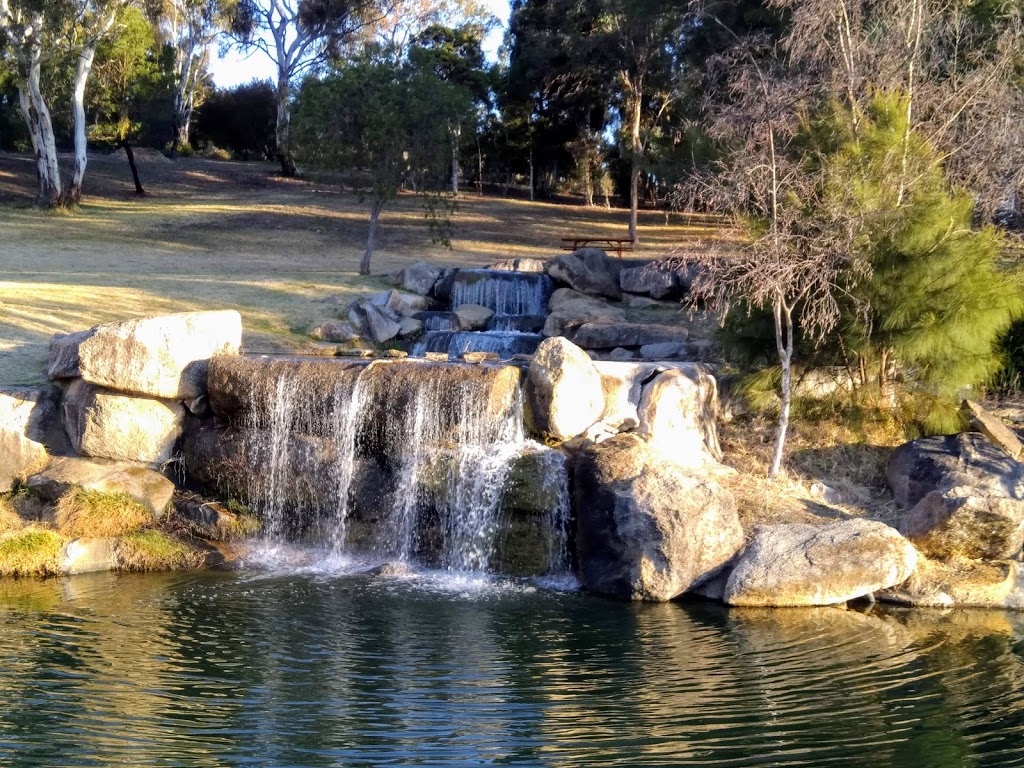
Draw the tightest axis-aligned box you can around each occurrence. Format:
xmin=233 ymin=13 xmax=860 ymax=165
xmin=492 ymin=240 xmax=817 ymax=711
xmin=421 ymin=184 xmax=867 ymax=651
xmin=360 ymin=199 xmax=384 ymax=276
xmin=528 ymin=148 xmax=534 ymax=202
xmin=66 ymin=44 xmax=99 ymax=207
xmin=628 ymin=93 xmax=642 ymax=243
xmin=172 ymin=73 xmax=193 ymax=153
xmin=769 ymin=298 xmax=795 ymax=478
xmin=18 ymin=51 xmax=62 ymax=208
xmin=275 ymin=72 xmax=297 ymax=177
xmin=476 ymin=135 xmax=483 ymax=195
xmin=451 ymin=122 xmax=460 ymax=195
xmin=879 ymin=347 xmax=897 ymax=409
xmin=120 ymin=137 xmax=145 ymax=195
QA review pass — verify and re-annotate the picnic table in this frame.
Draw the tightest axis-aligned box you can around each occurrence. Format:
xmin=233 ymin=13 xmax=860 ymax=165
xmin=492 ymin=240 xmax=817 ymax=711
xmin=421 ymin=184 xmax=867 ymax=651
xmin=560 ymin=237 xmax=636 ymax=259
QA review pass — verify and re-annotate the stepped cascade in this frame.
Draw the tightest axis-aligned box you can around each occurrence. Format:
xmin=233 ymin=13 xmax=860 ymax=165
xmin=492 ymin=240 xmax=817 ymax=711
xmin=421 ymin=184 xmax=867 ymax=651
xmin=185 ymin=355 xmax=571 ymax=575
xmin=412 ymin=270 xmax=553 ymax=359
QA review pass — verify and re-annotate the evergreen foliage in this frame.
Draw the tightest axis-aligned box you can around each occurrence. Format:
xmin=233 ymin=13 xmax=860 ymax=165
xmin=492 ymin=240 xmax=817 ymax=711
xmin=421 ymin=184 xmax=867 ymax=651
xmin=834 ymin=96 xmax=1024 ymax=421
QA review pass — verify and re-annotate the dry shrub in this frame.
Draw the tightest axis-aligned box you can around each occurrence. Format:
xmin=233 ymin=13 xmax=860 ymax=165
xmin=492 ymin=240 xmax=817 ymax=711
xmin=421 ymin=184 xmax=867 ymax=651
xmin=0 ymin=528 xmax=65 ymax=577
xmin=55 ymin=489 xmax=153 ymax=539
xmin=115 ymin=530 xmax=205 ymax=572
xmin=718 ymin=410 xmax=905 ymax=530
xmin=0 ymin=496 xmax=24 ymax=535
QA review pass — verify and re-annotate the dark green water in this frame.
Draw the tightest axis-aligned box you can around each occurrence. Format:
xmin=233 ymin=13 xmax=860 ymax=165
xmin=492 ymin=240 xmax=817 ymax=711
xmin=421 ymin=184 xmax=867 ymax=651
xmin=0 ymin=568 xmax=1022 ymax=767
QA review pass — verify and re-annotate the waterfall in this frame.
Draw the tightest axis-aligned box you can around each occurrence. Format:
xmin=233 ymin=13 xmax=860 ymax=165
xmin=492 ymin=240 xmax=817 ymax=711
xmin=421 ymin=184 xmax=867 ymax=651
xmin=213 ymin=356 xmax=550 ymax=575
xmin=411 ymin=331 xmax=544 ymax=359
xmin=449 ymin=270 xmax=553 ymax=315
xmin=253 ymin=374 xmax=299 ymax=541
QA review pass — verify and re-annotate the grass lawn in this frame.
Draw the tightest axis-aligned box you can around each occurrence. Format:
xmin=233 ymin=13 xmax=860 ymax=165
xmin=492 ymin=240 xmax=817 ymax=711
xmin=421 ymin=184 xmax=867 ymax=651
xmin=0 ymin=151 xmax=722 ymax=386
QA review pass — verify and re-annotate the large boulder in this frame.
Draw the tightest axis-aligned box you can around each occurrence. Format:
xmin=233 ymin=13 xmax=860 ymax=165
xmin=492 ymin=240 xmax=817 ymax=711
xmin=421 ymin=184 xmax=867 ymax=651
xmin=350 ymin=302 xmax=401 ymax=344
xmin=62 ymin=380 xmax=185 ymax=465
xmin=543 ymin=289 xmax=626 ymax=338
xmin=28 ymin=456 xmax=175 ymax=518
xmin=392 ymin=261 xmax=442 ymax=296
xmin=880 ymin=555 xmax=1024 ymax=610
xmin=574 ymin=433 xmax=743 ymax=602
xmin=637 ymin=366 xmax=722 ymax=464
xmin=526 ymin=337 xmax=604 ymax=442
xmin=0 ymin=387 xmax=57 ymax=492
xmin=619 ymin=262 xmax=680 ymax=300
xmin=887 ymin=433 xmax=1024 ymax=561
xmin=453 ymin=304 xmax=494 ymax=331
xmin=724 ymin=519 xmax=919 ymax=607
xmin=571 ymin=322 xmax=689 ymax=350
xmin=546 ymin=248 xmax=623 ymax=300
xmin=47 ymin=310 xmax=242 ymax=399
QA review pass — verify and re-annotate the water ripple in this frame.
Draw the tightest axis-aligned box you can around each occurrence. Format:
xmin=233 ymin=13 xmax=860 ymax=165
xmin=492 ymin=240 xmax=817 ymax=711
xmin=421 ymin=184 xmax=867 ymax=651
xmin=0 ymin=571 xmax=1021 ymax=767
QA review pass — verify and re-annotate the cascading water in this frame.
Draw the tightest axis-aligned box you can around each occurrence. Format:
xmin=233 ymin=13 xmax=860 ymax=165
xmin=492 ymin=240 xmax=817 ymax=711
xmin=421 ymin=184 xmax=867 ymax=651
xmin=412 ymin=331 xmax=544 ymax=358
xmin=449 ymin=270 xmax=553 ymax=315
xmin=216 ymin=356 xmax=562 ymax=576
xmin=413 ymin=269 xmax=553 ymax=361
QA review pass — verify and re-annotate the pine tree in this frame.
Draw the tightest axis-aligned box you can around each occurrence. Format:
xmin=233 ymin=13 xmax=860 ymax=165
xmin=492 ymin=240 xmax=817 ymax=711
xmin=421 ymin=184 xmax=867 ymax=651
xmin=832 ymin=95 xmax=1024 ymax=429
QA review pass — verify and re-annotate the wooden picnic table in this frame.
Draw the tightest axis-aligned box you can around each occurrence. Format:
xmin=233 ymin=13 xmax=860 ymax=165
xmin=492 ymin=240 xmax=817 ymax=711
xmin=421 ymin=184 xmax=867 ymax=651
xmin=560 ymin=237 xmax=636 ymax=259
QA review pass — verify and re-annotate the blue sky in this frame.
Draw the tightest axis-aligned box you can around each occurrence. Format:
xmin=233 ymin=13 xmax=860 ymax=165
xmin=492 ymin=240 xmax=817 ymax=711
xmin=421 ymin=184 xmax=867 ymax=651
xmin=207 ymin=0 xmax=511 ymax=88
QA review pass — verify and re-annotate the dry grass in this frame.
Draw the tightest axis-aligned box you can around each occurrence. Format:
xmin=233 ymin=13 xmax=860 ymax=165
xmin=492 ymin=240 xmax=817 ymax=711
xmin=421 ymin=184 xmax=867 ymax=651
xmin=0 ymin=151 xmax=723 ymax=386
xmin=0 ymin=528 xmax=65 ymax=577
xmin=0 ymin=495 xmax=24 ymax=535
xmin=718 ymin=411 xmax=906 ymax=532
xmin=55 ymin=488 xmax=153 ymax=538
xmin=114 ymin=530 xmax=205 ymax=572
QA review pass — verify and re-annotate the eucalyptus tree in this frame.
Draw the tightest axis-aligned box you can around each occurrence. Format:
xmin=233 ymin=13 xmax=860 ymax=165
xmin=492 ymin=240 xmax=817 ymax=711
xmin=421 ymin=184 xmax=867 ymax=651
xmin=0 ymin=0 xmax=121 ymax=206
xmin=147 ymin=0 xmax=221 ymax=153
xmin=225 ymin=0 xmax=387 ymax=176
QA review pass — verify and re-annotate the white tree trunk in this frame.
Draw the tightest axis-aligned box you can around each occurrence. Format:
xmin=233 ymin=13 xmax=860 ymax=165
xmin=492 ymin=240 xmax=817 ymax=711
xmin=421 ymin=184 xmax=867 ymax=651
xmin=451 ymin=122 xmax=460 ymax=195
xmin=21 ymin=44 xmax=62 ymax=208
xmin=769 ymin=298 xmax=794 ymax=478
xmin=275 ymin=71 xmax=296 ymax=176
xmin=68 ymin=44 xmax=99 ymax=206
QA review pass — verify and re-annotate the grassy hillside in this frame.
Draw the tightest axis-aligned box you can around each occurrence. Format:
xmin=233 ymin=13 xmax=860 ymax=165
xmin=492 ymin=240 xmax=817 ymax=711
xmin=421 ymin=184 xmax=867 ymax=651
xmin=0 ymin=151 xmax=722 ymax=386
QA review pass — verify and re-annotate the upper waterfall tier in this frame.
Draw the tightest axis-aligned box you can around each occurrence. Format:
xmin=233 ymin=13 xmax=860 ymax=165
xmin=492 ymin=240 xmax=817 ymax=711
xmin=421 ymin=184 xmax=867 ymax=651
xmin=449 ymin=270 xmax=553 ymax=315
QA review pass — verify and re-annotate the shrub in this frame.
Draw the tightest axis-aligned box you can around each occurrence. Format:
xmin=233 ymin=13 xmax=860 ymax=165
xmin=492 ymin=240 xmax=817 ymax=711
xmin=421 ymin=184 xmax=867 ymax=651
xmin=115 ymin=530 xmax=204 ymax=571
xmin=56 ymin=489 xmax=152 ymax=538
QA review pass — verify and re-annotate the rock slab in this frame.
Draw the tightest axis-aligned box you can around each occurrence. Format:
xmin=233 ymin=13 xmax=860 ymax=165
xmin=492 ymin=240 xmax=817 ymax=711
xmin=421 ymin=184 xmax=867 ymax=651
xmin=724 ymin=519 xmax=919 ymax=607
xmin=574 ymin=433 xmax=743 ymax=602
xmin=48 ymin=311 xmax=242 ymax=399
xmin=62 ymin=380 xmax=185 ymax=465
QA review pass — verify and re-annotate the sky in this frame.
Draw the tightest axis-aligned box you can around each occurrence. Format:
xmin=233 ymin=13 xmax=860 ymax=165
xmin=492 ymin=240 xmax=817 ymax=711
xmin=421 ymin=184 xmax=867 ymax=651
xmin=207 ymin=0 xmax=512 ymax=89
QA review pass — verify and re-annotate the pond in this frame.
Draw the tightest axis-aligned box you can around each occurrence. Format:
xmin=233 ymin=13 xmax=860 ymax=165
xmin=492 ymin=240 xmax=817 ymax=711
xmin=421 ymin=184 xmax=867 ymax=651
xmin=1 ymin=564 xmax=1022 ymax=767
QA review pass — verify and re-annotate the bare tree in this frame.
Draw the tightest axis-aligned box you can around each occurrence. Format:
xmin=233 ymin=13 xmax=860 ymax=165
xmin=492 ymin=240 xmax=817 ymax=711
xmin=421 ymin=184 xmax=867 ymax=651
xmin=676 ymin=17 xmax=863 ymax=477
xmin=776 ymin=0 xmax=1024 ymax=219
xmin=225 ymin=0 xmax=389 ymax=177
